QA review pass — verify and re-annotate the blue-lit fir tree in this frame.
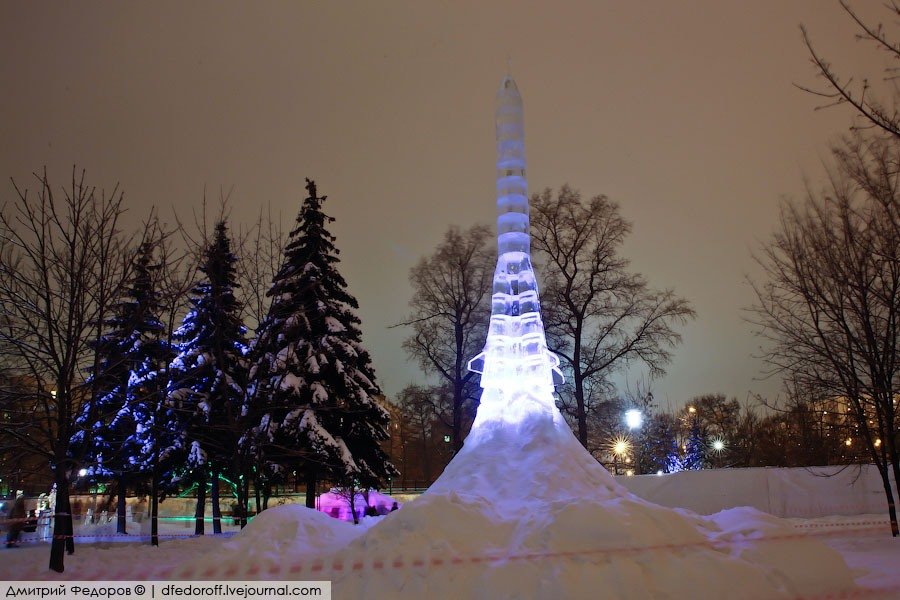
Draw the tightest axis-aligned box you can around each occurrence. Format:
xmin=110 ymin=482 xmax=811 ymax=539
xmin=72 ymin=241 xmax=168 ymax=534
xmin=167 ymin=221 xmax=249 ymax=534
xmin=638 ymin=412 xmax=678 ymax=474
xmin=247 ymin=179 xmax=395 ymax=510
xmin=667 ymin=414 xmax=706 ymax=472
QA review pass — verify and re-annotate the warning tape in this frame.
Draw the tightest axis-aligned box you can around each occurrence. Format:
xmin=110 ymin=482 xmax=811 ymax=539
xmin=18 ymin=518 xmax=892 ymax=600
xmin=791 ymin=520 xmax=893 ymax=530
xmin=778 ymin=502 xmax=896 ymax=517
xmin=9 ymin=514 xmax=896 ymax=599
xmin=59 ymin=520 xmax=889 ymax=582
xmin=799 ymin=585 xmax=900 ymax=600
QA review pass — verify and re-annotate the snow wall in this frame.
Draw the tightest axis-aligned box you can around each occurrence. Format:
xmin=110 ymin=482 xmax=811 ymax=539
xmin=62 ymin=464 xmax=894 ymax=523
xmin=616 ymin=464 xmax=896 ymax=518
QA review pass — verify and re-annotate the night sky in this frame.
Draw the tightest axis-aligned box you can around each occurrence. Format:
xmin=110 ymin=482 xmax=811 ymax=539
xmin=0 ymin=1 xmax=881 ymax=409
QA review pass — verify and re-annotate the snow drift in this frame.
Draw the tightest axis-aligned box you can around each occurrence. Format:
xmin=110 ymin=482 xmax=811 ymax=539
xmin=178 ymin=388 xmax=858 ymax=599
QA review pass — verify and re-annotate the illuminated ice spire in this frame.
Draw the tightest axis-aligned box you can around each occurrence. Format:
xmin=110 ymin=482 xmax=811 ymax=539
xmin=468 ymin=76 xmax=563 ymax=407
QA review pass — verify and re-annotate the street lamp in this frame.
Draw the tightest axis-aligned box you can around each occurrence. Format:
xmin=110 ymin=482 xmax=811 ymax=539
xmin=623 ymin=410 xmax=644 ymax=474
xmin=624 ymin=409 xmax=643 ymax=430
xmin=611 ymin=436 xmax=630 ymax=476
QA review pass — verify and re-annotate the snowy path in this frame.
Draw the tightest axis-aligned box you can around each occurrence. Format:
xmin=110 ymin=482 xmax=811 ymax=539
xmin=824 ymin=533 xmax=900 ymax=594
xmin=1 ymin=515 xmax=897 ymax=599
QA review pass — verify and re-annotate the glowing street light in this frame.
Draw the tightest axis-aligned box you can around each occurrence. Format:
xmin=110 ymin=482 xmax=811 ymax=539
xmin=610 ymin=436 xmax=631 ymax=476
xmin=624 ymin=409 xmax=643 ymax=430
xmin=710 ymin=438 xmax=726 ymax=453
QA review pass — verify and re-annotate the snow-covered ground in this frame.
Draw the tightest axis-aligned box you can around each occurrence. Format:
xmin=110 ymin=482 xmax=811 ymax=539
xmin=2 ymin=511 xmax=898 ymax=599
xmin=3 ymin=395 xmax=898 ymax=599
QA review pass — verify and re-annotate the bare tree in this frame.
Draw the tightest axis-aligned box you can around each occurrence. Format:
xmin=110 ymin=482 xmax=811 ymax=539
xmin=0 ymin=373 xmax=52 ymax=490
xmin=396 ymin=384 xmax=440 ymax=483
xmin=730 ymin=402 xmax=763 ymax=467
xmin=237 ymin=204 xmax=286 ymax=333
xmin=799 ymin=1 xmax=900 ymax=138
xmin=395 ymin=225 xmax=493 ymax=453
xmin=0 ymin=168 xmax=133 ymax=572
xmin=530 ymin=186 xmax=696 ymax=448
xmin=749 ymin=133 xmax=900 ymax=536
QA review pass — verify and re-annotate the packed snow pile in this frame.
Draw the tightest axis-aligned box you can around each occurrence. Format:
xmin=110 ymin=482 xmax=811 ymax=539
xmin=225 ymin=504 xmax=364 ymax=556
xmin=170 ymin=388 xmax=859 ymax=598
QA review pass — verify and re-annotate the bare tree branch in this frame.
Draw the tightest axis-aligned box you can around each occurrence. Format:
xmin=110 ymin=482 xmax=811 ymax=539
xmin=531 ymin=185 xmax=695 ymax=448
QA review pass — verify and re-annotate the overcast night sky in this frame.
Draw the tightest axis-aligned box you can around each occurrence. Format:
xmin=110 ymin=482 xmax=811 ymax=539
xmin=0 ymin=1 xmax=883 ymax=410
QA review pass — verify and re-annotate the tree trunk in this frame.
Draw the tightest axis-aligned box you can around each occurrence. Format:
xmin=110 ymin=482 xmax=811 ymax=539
xmin=452 ymin=381 xmax=464 ymax=455
xmin=305 ymin=469 xmax=317 ymax=509
xmin=116 ymin=476 xmax=127 ymax=535
xmin=886 ymin=443 xmax=900 ymax=537
xmin=401 ymin=442 xmax=408 ymax=490
xmin=194 ymin=471 xmax=206 ymax=535
xmin=244 ymin=478 xmax=251 ymax=526
xmin=64 ymin=486 xmax=74 ymax=555
xmin=235 ymin=477 xmax=247 ymax=529
xmin=211 ymin=470 xmax=222 ymax=535
xmin=421 ymin=429 xmax=431 ymax=482
xmin=262 ymin=482 xmax=271 ymax=510
xmin=349 ymin=490 xmax=359 ymax=525
xmin=572 ymin=321 xmax=588 ymax=447
xmin=574 ymin=375 xmax=588 ymax=447
xmin=887 ymin=435 xmax=900 ymax=537
xmin=49 ymin=468 xmax=73 ymax=572
xmin=876 ymin=463 xmax=899 ymax=537
xmin=233 ymin=457 xmax=250 ymax=528
xmin=150 ymin=472 xmax=159 ymax=547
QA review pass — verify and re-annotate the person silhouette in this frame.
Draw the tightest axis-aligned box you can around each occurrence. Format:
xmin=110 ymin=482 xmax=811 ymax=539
xmin=6 ymin=491 xmax=26 ymax=548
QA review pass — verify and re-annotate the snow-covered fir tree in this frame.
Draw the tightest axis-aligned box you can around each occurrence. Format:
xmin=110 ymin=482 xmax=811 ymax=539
xmin=167 ymin=221 xmax=249 ymax=534
xmin=72 ymin=241 xmax=168 ymax=534
xmin=248 ymin=179 xmax=395 ymax=509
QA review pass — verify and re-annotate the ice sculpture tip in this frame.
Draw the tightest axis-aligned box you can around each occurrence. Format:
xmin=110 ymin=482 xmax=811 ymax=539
xmin=468 ymin=74 xmax=563 ymax=399
xmin=498 ymin=75 xmax=520 ymax=96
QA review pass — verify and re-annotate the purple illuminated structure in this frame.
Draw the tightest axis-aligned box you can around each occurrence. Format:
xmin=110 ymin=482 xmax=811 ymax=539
xmin=468 ymin=76 xmax=563 ymax=427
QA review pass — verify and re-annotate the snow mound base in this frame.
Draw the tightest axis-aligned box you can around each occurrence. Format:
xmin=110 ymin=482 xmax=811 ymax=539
xmin=188 ymin=504 xmax=366 ymax=577
xmin=180 ymin=390 xmax=857 ymax=598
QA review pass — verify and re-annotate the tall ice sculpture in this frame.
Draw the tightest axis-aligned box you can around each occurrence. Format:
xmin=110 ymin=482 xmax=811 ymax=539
xmin=468 ymin=76 xmax=564 ymax=427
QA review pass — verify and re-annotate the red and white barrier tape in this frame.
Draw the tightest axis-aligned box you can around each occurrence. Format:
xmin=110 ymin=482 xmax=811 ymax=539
xmin=9 ymin=514 xmax=895 ymax=599
xmin=58 ymin=521 xmax=888 ymax=582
